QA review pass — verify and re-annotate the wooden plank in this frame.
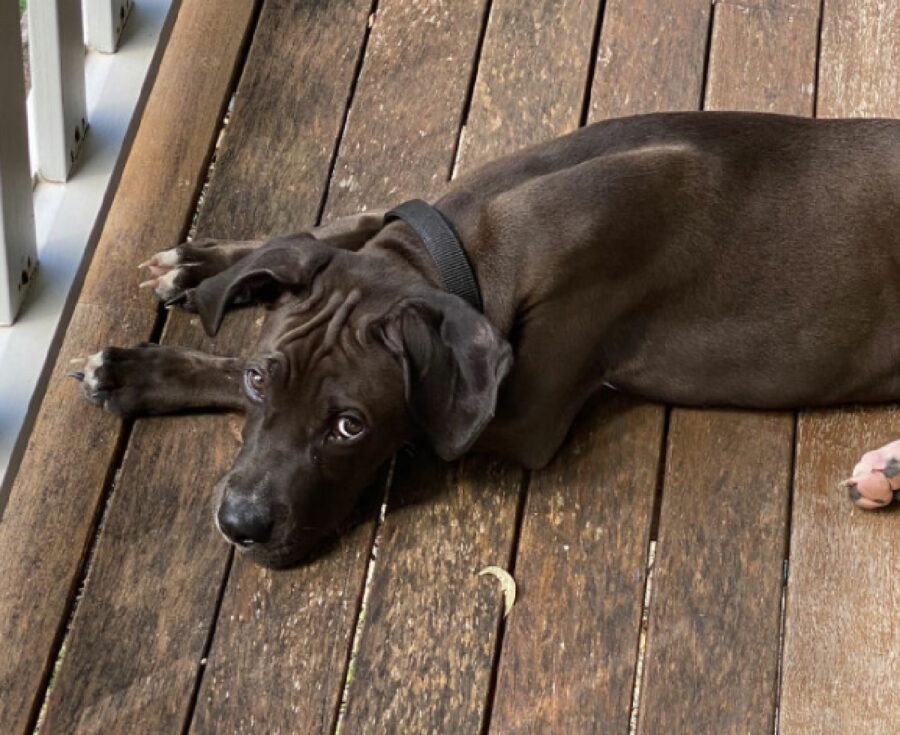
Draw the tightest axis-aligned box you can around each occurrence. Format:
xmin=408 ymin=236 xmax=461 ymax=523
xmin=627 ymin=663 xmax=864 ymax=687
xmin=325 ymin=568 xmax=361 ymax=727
xmin=336 ymin=2 xmax=598 ymax=732
xmin=0 ymin=0 xmax=258 ymax=731
xmin=779 ymin=1 xmax=900 ymax=731
xmin=637 ymin=414 xmax=794 ymax=734
xmin=325 ymin=0 xmax=487 ymax=215
xmin=636 ymin=4 xmax=820 ymax=733
xmin=456 ymin=0 xmax=600 ymax=172
xmin=590 ymin=0 xmax=711 ymax=119
xmin=37 ymin=1 xmax=373 ymax=732
xmin=341 ymin=456 xmax=524 ymax=732
xmin=706 ymin=1 xmax=818 ymax=114
xmin=491 ymin=400 xmax=664 ymax=734
xmin=780 ymin=410 xmax=900 ymax=734
xmin=487 ymin=3 xmax=713 ymax=732
xmin=814 ymin=0 xmax=899 ymax=120
xmin=192 ymin=3 xmax=496 ymax=733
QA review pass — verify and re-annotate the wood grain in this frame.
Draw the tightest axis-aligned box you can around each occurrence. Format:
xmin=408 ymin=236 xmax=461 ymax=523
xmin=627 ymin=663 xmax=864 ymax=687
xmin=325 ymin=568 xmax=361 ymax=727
xmin=637 ymin=412 xmax=794 ymax=734
xmin=706 ymin=1 xmax=818 ymax=115
xmin=636 ymin=4 xmax=820 ymax=733
xmin=780 ymin=410 xmax=900 ymax=734
xmin=456 ymin=0 xmax=600 ymax=172
xmin=0 ymin=1 xmax=258 ymax=732
xmin=326 ymin=0 xmax=488 ymax=215
xmin=488 ymin=3 xmax=714 ymax=731
xmin=341 ymin=456 xmax=523 ymax=733
xmin=779 ymin=1 xmax=900 ymax=731
xmin=590 ymin=0 xmax=711 ymax=119
xmin=490 ymin=399 xmax=664 ymax=734
xmin=39 ymin=1 xmax=373 ymax=732
xmin=193 ymin=1 xmax=496 ymax=733
xmin=337 ymin=2 xmax=598 ymax=731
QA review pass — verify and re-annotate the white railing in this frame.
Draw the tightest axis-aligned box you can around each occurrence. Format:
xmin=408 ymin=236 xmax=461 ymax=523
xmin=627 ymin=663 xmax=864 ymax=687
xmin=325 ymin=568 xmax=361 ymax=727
xmin=0 ymin=0 xmax=141 ymax=324
xmin=0 ymin=1 xmax=37 ymax=326
xmin=0 ymin=0 xmax=176 ymax=492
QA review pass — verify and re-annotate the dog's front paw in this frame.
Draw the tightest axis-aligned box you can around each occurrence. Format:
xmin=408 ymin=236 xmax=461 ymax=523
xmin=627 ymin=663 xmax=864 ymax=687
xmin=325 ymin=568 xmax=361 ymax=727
xmin=840 ymin=440 xmax=900 ymax=510
xmin=138 ymin=239 xmax=227 ymax=304
xmin=67 ymin=346 xmax=159 ymax=416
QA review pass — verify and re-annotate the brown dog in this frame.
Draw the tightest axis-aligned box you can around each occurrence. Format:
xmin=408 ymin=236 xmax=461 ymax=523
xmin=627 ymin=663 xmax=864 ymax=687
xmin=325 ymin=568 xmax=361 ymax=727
xmin=72 ymin=111 xmax=900 ymax=567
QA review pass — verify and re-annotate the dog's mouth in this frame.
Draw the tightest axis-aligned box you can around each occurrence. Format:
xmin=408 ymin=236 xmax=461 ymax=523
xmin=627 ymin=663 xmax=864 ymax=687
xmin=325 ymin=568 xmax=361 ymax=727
xmin=235 ymin=541 xmax=314 ymax=569
xmin=229 ymin=529 xmax=345 ymax=569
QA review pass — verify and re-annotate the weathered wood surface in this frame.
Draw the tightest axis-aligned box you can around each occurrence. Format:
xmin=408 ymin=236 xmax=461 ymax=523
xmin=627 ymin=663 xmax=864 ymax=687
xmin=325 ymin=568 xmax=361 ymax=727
xmin=637 ymin=413 xmax=794 ymax=734
xmin=781 ymin=411 xmax=900 ymax=734
xmin=490 ymin=400 xmax=663 ymax=734
xmin=636 ymin=4 xmax=820 ymax=733
xmin=39 ymin=1 xmax=373 ymax=732
xmin=326 ymin=0 xmax=488 ymax=215
xmin=0 ymin=1 xmax=259 ymax=732
xmin=707 ymin=0 xmax=818 ymax=115
xmin=194 ymin=2 xmax=495 ymax=733
xmin=488 ymin=3 xmax=713 ymax=731
xmin=338 ymin=3 xmax=597 ymax=731
xmin=341 ymin=456 xmax=523 ymax=733
xmin=456 ymin=0 xmax=600 ymax=172
xmin=590 ymin=0 xmax=711 ymax=119
xmin=779 ymin=1 xmax=900 ymax=732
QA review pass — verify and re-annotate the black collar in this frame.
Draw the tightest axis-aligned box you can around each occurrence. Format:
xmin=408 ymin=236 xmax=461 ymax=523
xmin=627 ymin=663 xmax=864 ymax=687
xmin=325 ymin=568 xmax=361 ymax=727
xmin=383 ymin=199 xmax=483 ymax=312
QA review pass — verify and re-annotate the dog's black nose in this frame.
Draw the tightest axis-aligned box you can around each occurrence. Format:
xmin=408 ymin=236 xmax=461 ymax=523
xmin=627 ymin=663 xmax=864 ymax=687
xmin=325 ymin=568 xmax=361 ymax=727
xmin=217 ymin=498 xmax=273 ymax=546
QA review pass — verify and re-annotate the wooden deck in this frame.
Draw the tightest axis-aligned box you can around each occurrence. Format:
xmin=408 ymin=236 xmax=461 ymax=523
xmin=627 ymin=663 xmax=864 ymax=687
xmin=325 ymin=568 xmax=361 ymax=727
xmin=2 ymin=0 xmax=898 ymax=732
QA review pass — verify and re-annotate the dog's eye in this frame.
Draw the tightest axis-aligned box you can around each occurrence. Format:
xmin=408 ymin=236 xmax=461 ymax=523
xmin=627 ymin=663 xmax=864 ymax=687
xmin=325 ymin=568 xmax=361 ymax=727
xmin=243 ymin=368 xmax=266 ymax=401
xmin=333 ymin=415 xmax=364 ymax=441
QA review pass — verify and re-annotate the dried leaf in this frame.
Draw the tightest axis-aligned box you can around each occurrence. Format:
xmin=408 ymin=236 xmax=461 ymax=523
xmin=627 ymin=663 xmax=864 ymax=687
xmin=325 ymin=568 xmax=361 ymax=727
xmin=478 ymin=565 xmax=516 ymax=618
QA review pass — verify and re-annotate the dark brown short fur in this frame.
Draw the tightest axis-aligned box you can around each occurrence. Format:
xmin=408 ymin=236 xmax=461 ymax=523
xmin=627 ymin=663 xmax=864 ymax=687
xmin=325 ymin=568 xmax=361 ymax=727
xmin=75 ymin=112 xmax=900 ymax=566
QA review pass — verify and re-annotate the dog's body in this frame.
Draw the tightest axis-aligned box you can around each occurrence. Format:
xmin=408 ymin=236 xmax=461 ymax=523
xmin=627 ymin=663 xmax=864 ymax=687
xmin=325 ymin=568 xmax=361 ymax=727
xmin=75 ymin=112 xmax=900 ymax=565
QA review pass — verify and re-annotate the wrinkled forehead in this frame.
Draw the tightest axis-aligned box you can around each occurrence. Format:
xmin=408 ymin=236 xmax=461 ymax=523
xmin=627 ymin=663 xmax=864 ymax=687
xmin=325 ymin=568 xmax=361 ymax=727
xmin=259 ymin=282 xmax=366 ymax=352
xmin=255 ymin=286 xmax=401 ymax=401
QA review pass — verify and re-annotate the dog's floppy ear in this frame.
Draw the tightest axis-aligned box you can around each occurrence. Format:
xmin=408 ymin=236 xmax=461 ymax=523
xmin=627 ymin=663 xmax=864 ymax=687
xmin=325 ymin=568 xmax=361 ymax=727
xmin=185 ymin=239 xmax=333 ymax=336
xmin=378 ymin=293 xmax=513 ymax=460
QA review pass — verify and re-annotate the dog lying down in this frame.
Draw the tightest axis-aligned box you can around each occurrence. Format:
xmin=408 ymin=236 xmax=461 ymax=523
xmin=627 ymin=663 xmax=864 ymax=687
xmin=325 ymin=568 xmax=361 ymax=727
xmin=70 ymin=111 xmax=900 ymax=567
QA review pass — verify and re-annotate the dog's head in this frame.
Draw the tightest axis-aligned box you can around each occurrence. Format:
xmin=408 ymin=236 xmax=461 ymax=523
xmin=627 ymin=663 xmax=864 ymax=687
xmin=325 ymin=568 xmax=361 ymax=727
xmin=189 ymin=237 xmax=511 ymax=567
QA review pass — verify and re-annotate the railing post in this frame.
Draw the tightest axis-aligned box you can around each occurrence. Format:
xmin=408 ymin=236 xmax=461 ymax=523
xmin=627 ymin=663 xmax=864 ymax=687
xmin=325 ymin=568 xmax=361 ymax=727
xmin=28 ymin=0 xmax=88 ymax=182
xmin=0 ymin=3 xmax=38 ymax=325
xmin=84 ymin=0 xmax=134 ymax=53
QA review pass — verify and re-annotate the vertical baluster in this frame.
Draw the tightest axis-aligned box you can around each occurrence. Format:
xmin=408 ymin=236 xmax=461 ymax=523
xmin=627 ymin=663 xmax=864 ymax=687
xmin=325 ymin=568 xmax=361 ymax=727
xmin=84 ymin=0 xmax=134 ymax=53
xmin=28 ymin=0 xmax=88 ymax=182
xmin=0 ymin=2 xmax=38 ymax=325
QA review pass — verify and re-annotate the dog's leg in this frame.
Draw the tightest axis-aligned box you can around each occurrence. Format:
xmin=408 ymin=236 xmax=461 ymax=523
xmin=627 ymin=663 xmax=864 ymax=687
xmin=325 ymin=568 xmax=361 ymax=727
xmin=840 ymin=441 xmax=900 ymax=510
xmin=67 ymin=345 xmax=246 ymax=416
xmin=139 ymin=211 xmax=386 ymax=303
xmin=139 ymin=238 xmax=266 ymax=302
xmin=306 ymin=209 xmax=386 ymax=245
xmin=475 ymin=351 xmax=598 ymax=470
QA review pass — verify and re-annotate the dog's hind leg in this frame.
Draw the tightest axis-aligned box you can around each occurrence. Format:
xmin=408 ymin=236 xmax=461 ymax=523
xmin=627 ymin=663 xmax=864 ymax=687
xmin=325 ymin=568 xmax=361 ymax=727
xmin=67 ymin=345 xmax=247 ymax=417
